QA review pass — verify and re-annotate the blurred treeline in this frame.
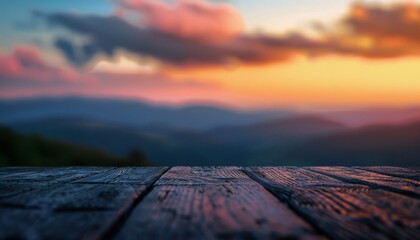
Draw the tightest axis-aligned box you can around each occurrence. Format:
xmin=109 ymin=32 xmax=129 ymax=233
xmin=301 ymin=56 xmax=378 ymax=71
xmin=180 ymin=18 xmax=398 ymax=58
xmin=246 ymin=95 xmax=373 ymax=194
xmin=0 ymin=126 xmax=154 ymax=167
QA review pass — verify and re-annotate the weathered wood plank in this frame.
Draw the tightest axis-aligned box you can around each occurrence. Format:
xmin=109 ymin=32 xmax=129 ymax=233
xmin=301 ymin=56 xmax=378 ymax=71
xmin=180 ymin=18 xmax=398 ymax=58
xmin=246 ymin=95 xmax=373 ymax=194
xmin=247 ymin=166 xmax=360 ymax=189
xmin=1 ymin=166 xmax=419 ymax=240
xmin=155 ymin=166 xmax=254 ymax=185
xmin=0 ymin=208 xmax=122 ymax=239
xmin=307 ymin=166 xmax=420 ymax=198
xmin=0 ymin=167 xmax=168 ymax=240
xmin=0 ymin=167 xmax=51 ymax=177
xmin=357 ymin=166 xmax=420 ymax=181
xmin=75 ymin=167 xmax=168 ymax=184
xmin=0 ymin=167 xmax=52 ymax=180
xmin=0 ymin=167 xmax=112 ymax=199
xmin=0 ymin=167 xmax=112 ymax=183
xmin=246 ymin=167 xmax=420 ymax=240
xmin=0 ymin=183 xmax=146 ymax=210
xmin=0 ymin=183 xmax=40 ymax=199
xmin=115 ymin=167 xmax=324 ymax=240
xmin=0 ymin=185 xmax=144 ymax=239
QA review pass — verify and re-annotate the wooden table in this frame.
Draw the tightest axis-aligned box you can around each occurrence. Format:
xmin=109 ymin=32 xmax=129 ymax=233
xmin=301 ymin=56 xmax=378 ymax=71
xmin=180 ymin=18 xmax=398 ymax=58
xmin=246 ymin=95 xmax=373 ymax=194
xmin=0 ymin=167 xmax=419 ymax=239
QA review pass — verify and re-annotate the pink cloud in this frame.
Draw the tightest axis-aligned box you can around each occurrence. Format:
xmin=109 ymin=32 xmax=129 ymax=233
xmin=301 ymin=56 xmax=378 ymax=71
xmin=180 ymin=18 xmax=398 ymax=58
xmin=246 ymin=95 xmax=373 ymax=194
xmin=0 ymin=49 xmax=22 ymax=76
xmin=0 ymin=45 xmax=81 ymax=82
xmin=13 ymin=45 xmax=47 ymax=70
xmin=0 ymin=45 xmax=223 ymax=102
xmin=0 ymin=45 xmax=216 ymax=87
xmin=118 ymin=0 xmax=244 ymax=42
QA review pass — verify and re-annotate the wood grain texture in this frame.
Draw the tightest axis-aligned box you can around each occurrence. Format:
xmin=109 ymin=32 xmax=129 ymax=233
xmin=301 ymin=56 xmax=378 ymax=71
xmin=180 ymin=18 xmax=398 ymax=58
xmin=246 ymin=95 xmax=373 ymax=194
xmin=0 ymin=208 xmax=125 ymax=239
xmin=0 ymin=167 xmax=111 ymax=199
xmin=0 ymin=183 xmax=146 ymax=210
xmin=246 ymin=167 xmax=420 ymax=240
xmin=155 ymin=166 xmax=254 ymax=185
xmin=0 ymin=167 xmax=112 ymax=183
xmin=0 ymin=167 xmax=51 ymax=177
xmin=75 ymin=167 xmax=169 ymax=184
xmin=307 ymin=166 xmax=420 ymax=198
xmin=116 ymin=167 xmax=324 ymax=240
xmin=0 ymin=167 xmax=168 ymax=240
xmin=1 ymin=167 xmax=419 ymax=240
xmin=357 ymin=166 xmax=420 ymax=181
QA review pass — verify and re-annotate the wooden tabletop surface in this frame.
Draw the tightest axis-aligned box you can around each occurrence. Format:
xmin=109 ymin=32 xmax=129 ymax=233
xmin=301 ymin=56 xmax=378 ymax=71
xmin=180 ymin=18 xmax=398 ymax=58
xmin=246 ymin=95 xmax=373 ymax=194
xmin=0 ymin=166 xmax=419 ymax=240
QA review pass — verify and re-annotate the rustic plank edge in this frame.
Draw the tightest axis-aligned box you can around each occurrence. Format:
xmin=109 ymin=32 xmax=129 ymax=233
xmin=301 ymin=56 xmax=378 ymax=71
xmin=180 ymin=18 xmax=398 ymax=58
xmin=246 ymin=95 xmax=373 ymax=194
xmin=1 ymin=167 xmax=419 ymax=240
xmin=243 ymin=167 xmax=420 ymax=239
xmin=116 ymin=167 xmax=326 ymax=239
xmin=355 ymin=166 xmax=420 ymax=181
xmin=306 ymin=167 xmax=420 ymax=199
xmin=242 ymin=167 xmax=331 ymax=239
xmin=0 ymin=167 xmax=117 ymax=200
xmin=101 ymin=167 xmax=171 ymax=240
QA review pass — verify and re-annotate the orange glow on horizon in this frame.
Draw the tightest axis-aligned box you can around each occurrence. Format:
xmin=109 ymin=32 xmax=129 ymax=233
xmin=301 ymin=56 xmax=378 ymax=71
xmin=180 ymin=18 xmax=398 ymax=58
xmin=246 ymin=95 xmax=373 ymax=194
xmin=166 ymin=56 xmax=420 ymax=108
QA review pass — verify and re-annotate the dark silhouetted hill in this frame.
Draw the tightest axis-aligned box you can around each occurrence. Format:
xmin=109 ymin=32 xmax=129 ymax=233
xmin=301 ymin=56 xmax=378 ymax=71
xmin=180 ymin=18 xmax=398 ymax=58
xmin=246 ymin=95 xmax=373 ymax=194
xmin=0 ymin=126 xmax=154 ymax=167
xmin=322 ymin=107 xmax=420 ymax=127
xmin=284 ymin=121 xmax=420 ymax=166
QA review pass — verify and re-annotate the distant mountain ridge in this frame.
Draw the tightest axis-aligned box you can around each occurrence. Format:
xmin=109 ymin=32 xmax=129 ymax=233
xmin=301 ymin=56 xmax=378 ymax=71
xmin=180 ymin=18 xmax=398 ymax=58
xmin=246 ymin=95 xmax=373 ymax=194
xmin=213 ymin=115 xmax=346 ymax=135
xmin=0 ymin=97 xmax=294 ymax=130
xmin=285 ymin=120 xmax=420 ymax=166
xmin=321 ymin=107 xmax=420 ymax=127
xmin=207 ymin=115 xmax=347 ymax=144
xmin=2 ymin=97 xmax=420 ymax=130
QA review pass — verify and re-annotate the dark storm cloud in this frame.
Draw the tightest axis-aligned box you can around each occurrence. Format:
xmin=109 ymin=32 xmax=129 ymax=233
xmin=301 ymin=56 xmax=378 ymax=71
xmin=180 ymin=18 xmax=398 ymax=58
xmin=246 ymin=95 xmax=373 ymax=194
xmin=325 ymin=3 xmax=420 ymax=59
xmin=42 ymin=12 xmax=318 ymax=67
xmin=344 ymin=3 xmax=420 ymax=43
xmin=40 ymin=2 xmax=420 ymax=68
xmin=54 ymin=38 xmax=99 ymax=67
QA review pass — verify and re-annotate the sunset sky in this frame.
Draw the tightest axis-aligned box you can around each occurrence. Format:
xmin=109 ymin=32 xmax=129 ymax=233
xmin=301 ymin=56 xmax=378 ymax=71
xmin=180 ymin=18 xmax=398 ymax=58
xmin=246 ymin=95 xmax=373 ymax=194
xmin=0 ymin=0 xmax=419 ymax=109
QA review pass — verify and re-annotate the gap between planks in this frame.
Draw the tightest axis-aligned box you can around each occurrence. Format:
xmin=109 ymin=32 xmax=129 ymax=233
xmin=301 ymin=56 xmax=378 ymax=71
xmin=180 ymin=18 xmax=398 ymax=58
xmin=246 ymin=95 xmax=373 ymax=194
xmin=240 ymin=167 xmax=332 ymax=239
xmin=114 ymin=167 xmax=326 ymax=240
xmin=0 ymin=167 xmax=169 ymax=239
xmin=101 ymin=167 xmax=171 ymax=240
xmin=2 ymin=167 xmax=418 ymax=240
xmin=244 ymin=167 xmax=420 ymax=239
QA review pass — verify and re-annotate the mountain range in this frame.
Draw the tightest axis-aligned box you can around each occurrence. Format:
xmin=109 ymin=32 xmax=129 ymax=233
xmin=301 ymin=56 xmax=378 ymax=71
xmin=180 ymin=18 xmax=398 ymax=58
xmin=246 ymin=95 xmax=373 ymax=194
xmin=0 ymin=97 xmax=294 ymax=130
xmin=1 ymin=97 xmax=420 ymax=166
